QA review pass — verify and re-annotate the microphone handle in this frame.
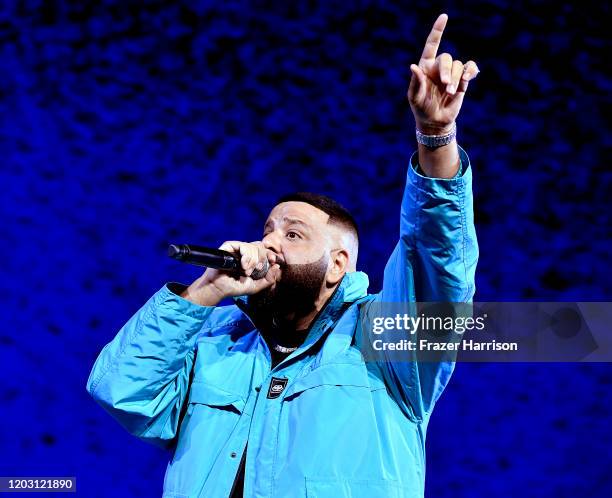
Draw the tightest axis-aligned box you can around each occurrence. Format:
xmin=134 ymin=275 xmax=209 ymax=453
xmin=167 ymin=244 xmax=240 ymax=270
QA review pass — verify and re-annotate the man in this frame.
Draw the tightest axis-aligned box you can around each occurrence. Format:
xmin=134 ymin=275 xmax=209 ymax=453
xmin=86 ymin=13 xmax=479 ymax=498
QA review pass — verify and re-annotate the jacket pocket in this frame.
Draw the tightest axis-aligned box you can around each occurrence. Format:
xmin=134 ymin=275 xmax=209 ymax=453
xmin=275 ymin=364 xmax=390 ymax=486
xmin=305 ymin=477 xmax=412 ymax=498
xmin=283 ymin=362 xmax=386 ymax=400
xmin=188 ymin=381 xmax=245 ymax=414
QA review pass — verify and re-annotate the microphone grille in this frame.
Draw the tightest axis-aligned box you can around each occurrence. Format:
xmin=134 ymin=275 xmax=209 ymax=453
xmin=167 ymin=244 xmax=184 ymax=259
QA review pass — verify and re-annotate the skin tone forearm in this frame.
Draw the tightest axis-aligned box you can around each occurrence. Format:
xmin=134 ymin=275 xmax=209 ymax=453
xmin=180 ymin=281 xmax=224 ymax=306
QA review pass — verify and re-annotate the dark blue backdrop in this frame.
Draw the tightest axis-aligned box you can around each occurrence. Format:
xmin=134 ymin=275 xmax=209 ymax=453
xmin=1 ymin=1 xmax=610 ymax=497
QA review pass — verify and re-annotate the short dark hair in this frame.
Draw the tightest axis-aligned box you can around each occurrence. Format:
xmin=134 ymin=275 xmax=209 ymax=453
xmin=275 ymin=192 xmax=359 ymax=242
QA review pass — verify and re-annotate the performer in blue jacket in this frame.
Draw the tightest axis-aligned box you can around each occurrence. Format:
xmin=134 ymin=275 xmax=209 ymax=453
xmin=87 ymin=13 xmax=479 ymax=498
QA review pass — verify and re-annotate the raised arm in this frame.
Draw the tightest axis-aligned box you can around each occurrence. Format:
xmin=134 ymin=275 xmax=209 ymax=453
xmin=369 ymin=13 xmax=480 ymax=421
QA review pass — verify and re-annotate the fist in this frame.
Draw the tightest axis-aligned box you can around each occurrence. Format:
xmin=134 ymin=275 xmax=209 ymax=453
xmin=181 ymin=241 xmax=284 ymax=306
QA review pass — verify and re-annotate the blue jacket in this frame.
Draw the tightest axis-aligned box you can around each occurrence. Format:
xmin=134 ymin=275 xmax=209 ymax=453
xmin=86 ymin=146 xmax=478 ymax=498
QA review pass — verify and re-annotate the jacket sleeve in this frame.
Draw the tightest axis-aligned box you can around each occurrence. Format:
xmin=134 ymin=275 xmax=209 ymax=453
xmin=370 ymin=144 xmax=478 ymax=422
xmin=85 ymin=283 xmax=215 ymax=448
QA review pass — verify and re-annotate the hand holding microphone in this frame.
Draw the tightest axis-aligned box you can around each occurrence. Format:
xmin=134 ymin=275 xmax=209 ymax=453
xmin=170 ymin=241 xmax=284 ymax=306
xmin=168 ymin=243 xmax=272 ymax=279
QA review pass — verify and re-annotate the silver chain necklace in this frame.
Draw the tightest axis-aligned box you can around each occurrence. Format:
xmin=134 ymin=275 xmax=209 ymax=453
xmin=270 ymin=317 xmax=299 ymax=353
xmin=271 ymin=342 xmax=298 ymax=354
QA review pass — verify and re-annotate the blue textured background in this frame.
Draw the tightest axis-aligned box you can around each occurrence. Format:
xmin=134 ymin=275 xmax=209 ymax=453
xmin=2 ymin=1 xmax=610 ymax=496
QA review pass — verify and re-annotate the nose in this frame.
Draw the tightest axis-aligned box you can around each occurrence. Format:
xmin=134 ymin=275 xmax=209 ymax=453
xmin=263 ymin=232 xmax=282 ymax=257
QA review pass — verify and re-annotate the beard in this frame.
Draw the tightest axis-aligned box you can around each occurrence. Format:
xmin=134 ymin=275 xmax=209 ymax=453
xmin=248 ymin=252 xmax=329 ymax=328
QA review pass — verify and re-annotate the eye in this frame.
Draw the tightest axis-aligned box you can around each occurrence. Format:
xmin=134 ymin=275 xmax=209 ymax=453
xmin=286 ymin=231 xmax=301 ymax=240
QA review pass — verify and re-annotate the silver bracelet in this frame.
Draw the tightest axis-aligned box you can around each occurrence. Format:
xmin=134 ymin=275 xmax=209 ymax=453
xmin=416 ymin=122 xmax=457 ymax=149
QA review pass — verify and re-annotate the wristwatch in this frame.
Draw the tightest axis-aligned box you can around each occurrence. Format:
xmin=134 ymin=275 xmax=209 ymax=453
xmin=415 ymin=122 xmax=457 ymax=149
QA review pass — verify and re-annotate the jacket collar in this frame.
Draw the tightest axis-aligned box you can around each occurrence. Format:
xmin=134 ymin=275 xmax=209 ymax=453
xmin=232 ymin=271 xmax=369 ymax=364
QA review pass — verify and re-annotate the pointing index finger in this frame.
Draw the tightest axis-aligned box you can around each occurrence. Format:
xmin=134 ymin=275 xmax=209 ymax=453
xmin=419 ymin=13 xmax=448 ymax=64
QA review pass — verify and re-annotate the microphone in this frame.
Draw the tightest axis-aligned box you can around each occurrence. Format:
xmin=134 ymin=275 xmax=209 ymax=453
xmin=167 ymin=244 xmax=269 ymax=280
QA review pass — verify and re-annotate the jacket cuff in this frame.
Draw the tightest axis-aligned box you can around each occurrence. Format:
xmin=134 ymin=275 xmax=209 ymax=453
xmin=408 ymin=144 xmax=472 ymax=194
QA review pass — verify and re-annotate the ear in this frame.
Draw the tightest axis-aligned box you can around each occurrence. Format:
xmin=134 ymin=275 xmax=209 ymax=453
xmin=326 ymin=248 xmax=349 ymax=286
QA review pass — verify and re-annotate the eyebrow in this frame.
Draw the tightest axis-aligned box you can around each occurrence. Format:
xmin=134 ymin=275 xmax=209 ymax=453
xmin=263 ymin=217 xmax=312 ymax=232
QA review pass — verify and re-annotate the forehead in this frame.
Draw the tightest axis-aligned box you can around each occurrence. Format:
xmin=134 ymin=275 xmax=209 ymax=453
xmin=265 ymin=201 xmax=330 ymax=227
